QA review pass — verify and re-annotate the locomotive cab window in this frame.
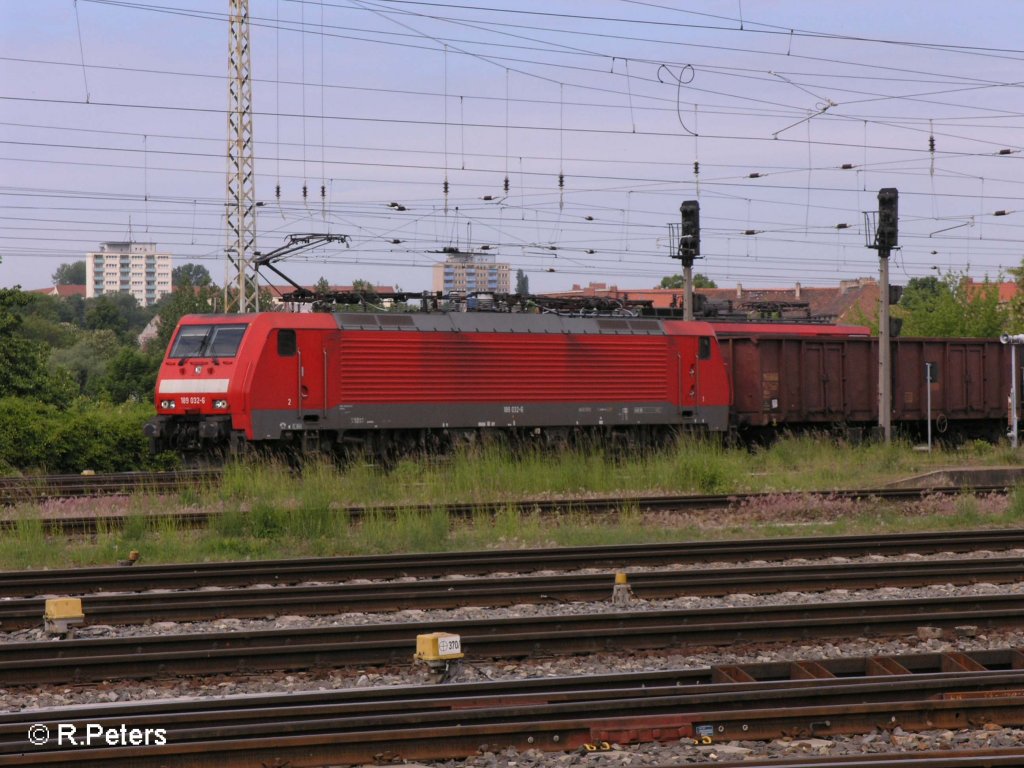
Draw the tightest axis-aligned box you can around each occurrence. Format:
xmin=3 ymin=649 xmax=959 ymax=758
xmin=698 ymin=336 xmax=712 ymax=360
xmin=278 ymin=329 xmax=297 ymax=357
xmin=169 ymin=323 xmax=248 ymax=359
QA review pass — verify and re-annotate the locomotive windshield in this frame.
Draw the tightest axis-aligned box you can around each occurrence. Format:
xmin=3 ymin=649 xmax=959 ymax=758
xmin=170 ymin=323 xmax=248 ymax=359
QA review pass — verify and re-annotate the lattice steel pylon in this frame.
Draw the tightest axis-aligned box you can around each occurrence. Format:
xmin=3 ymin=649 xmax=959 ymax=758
xmin=225 ymin=0 xmax=258 ymax=312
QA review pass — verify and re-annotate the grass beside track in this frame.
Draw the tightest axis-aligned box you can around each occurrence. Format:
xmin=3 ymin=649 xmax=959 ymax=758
xmin=2 ymin=436 xmax=1024 ymax=569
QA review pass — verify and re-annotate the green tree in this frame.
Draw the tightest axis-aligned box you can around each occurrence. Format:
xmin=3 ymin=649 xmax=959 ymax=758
xmin=315 ymin=276 xmax=331 ymax=294
xmin=0 ymin=289 xmax=75 ymax=406
xmin=102 ymin=347 xmax=161 ymax=403
xmin=895 ymin=272 xmax=1005 ymax=337
xmin=659 ymin=273 xmax=716 ymax=289
xmin=1006 ymin=265 xmax=1024 ymax=333
xmin=82 ymin=293 xmax=152 ymax=341
xmin=515 ymin=269 xmax=530 ymax=295
xmin=351 ymin=278 xmax=376 ymax=295
xmin=18 ymin=294 xmax=79 ymax=348
xmin=57 ymin=294 xmax=87 ymax=326
xmin=172 ymin=263 xmax=213 ymax=287
xmin=50 ymin=329 xmax=123 ymax=397
xmin=85 ymin=295 xmax=131 ymax=336
xmin=52 ymin=261 xmax=86 ymax=285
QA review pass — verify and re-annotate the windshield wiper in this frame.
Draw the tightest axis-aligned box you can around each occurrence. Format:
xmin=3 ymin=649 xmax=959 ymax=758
xmin=178 ymin=328 xmax=213 ymax=366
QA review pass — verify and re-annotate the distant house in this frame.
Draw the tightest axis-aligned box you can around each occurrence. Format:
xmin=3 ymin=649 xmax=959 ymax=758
xmin=86 ymin=241 xmax=173 ymax=306
xmin=137 ymin=315 xmax=162 ymax=348
xmin=963 ymin=278 xmax=1018 ymax=304
xmin=431 ymin=249 xmax=511 ymax=295
xmin=29 ymin=285 xmax=87 ymax=298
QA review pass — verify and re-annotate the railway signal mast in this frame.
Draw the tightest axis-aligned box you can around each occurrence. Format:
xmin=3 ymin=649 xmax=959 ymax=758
xmin=872 ymin=188 xmax=900 ymax=443
xmin=225 ymin=0 xmax=259 ymax=312
xmin=672 ymin=200 xmax=701 ymax=321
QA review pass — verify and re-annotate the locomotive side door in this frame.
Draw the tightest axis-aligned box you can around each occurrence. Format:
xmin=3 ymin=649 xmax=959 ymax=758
xmin=692 ymin=335 xmax=714 ymax=405
xmin=295 ymin=329 xmax=328 ymax=423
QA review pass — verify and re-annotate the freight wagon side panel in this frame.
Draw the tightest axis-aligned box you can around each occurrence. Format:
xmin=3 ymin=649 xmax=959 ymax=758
xmin=721 ymin=335 xmax=875 ymax=429
xmin=723 ymin=333 xmax=1011 ymax=437
xmin=891 ymin=339 xmax=1008 ymax=427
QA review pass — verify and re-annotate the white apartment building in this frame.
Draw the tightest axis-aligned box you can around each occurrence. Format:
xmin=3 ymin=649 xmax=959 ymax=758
xmin=431 ymin=249 xmax=511 ymax=296
xmin=86 ymin=241 xmax=173 ymax=306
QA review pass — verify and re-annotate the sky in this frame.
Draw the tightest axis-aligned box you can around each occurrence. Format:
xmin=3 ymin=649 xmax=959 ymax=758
xmin=2 ymin=1 xmax=1024 ymax=295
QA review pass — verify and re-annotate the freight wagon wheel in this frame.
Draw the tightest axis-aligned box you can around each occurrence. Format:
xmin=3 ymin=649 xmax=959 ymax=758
xmin=935 ymin=413 xmax=949 ymax=434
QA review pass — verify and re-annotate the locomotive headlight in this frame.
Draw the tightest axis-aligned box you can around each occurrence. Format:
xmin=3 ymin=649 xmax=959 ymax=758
xmin=213 ymin=399 xmax=229 ymax=410
xmin=160 ymin=399 xmax=177 ymax=409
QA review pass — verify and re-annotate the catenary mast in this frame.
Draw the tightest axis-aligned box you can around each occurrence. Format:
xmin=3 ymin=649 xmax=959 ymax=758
xmin=225 ymin=0 xmax=258 ymax=312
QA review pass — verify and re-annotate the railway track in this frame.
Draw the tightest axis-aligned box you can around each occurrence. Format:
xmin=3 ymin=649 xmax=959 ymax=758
xmin=5 ymin=649 xmax=1024 ymax=766
xmin=4 ymin=527 xmax=1024 ymax=598
xmin=0 ymin=470 xmax=218 ymax=507
xmin=3 ymin=554 xmax=1024 ymax=630
xmin=5 ymin=593 xmax=1024 ymax=685
xmin=0 ymin=469 xmax=1013 ymax=533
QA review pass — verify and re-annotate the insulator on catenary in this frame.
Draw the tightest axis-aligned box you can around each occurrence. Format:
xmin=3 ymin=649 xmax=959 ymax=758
xmin=274 ymin=184 xmax=281 ymax=200
xmin=929 ymin=135 xmax=935 ymax=152
xmin=302 ymin=184 xmax=308 ymax=200
xmin=320 ymin=185 xmax=326 ymax=199
xmin=503 ymin=175 xmax=510 ymax=193
xmin=693 ymin=161 xmax=699 ymax=176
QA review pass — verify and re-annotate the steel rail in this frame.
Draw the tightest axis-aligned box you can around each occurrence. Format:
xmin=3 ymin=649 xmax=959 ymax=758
xmin=5 ymin=659 xmax=1024 ymax=765
xmin=4 ymin=555 xmax=1024 ymax=630
xmin=5 ymin=593 xmax=1024 ymax=685
xmin=4 ymin=527 xmax=1024 ymax=598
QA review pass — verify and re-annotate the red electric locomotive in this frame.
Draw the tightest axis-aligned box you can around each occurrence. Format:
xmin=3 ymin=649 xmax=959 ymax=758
xmin=145 ymin=312 xmax=733 ymax=456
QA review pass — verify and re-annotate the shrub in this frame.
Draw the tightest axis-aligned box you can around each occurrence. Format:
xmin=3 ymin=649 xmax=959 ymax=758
xmin=0 ymin=396 xmax=163 ymax=473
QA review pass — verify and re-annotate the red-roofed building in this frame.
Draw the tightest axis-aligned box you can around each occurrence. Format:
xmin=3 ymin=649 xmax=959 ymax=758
xmin=964 ymin=279 xmax=1018 ymax=304
xmin=29 ymin=285 xmax=87 ymax=298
